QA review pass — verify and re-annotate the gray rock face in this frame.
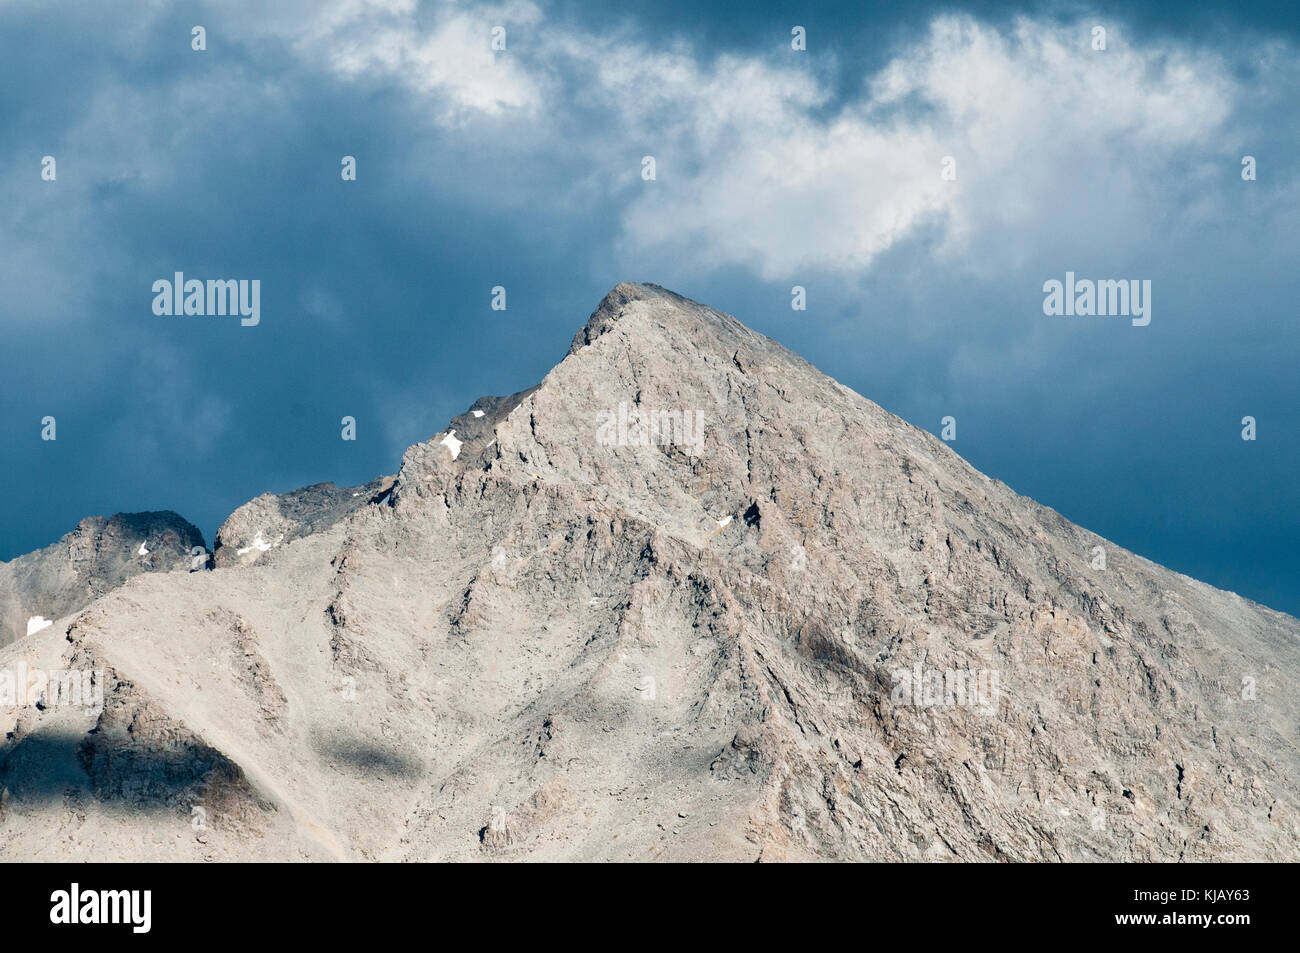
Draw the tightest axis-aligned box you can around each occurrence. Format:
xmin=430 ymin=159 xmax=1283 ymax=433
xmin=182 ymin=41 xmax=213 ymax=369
xmin=213 ymin=477 xmax=396 ymax=568
xmin=0 ymin=512 xmax=206 ymax=647
xmin=1 ymin=283 xmax=1297 ymax=862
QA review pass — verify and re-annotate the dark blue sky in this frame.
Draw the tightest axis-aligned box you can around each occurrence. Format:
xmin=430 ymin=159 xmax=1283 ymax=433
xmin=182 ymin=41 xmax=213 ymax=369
xmin=2 ymin=0 xmax=1297 ymax=615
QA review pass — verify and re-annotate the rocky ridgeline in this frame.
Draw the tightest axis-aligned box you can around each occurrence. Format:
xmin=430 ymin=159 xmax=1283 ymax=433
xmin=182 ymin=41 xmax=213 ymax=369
xmin=0 ymin=512 xmax=206 ymax=647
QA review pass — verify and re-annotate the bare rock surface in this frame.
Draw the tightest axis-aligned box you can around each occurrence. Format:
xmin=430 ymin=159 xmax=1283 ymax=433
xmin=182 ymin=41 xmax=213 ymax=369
xmin=0 ymin=512 xmax=206 ymax=647
xmin=213 ymin=477 xmax=396 ymax=568
xmin=1 ymin=283 xmax=1297 ymax=862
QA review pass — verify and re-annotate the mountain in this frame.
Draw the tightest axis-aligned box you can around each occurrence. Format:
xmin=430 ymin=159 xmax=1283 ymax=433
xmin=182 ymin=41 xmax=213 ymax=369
xmin=212 ymin=477 xmax=396 ymax=568
xmin=0 ymin=512 xmax=206 ymax=647
xmin=1 ymin=283 xmax=1296 ymax=861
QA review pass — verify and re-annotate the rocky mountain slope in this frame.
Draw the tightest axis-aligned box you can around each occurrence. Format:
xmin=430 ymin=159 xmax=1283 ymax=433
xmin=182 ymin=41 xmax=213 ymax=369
xmin=0 ymin=512 xmax=206 ymax=647
xmin=1 ymin=283 xmax=1296 ymax=861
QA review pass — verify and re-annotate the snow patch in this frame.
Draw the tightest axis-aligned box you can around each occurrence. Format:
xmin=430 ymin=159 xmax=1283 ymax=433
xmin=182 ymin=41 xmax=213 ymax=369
xmin=441 ymin=430 xmax=463 ymax=460
xmin=137 ymin=542 xmax=150 ymax=555
xmin=26 ymin=616 xmax=53 ymax=637
xmin=716 ymin=515 xmax=733 ymax=529
xmin=236 ymin=533 xmax=275 ymax=556
xmin=472 ymin=410 xmax=485 ymax=418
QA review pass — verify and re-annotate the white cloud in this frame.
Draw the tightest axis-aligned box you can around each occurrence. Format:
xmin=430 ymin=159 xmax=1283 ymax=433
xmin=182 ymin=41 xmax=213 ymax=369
xmin=613 ymin=16 xmax=1240 ymax=278
xmin=1 ymin=1 xmax=1281 ymax=303
xmin=250 ymin=0 xmax=545 ymax=122
xmin=263 ymin=6 xmax=1250 ymax=279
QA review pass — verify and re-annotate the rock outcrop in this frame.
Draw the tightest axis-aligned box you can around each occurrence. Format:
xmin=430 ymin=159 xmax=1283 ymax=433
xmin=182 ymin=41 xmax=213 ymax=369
xmin=0 ymin=512 xmax=206 ymax=647
xmin=213 ymin=477 xmax=396 ymax=568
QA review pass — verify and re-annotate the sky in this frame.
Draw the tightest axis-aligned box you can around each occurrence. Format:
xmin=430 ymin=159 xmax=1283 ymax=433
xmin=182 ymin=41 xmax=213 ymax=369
xmin=1 ymin=0 xmax=1297 ymax=615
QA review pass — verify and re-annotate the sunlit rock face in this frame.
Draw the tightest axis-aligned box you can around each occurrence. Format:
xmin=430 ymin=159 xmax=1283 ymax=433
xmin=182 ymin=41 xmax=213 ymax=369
xmin=0 ymin=511 xmax=206 ymax=647
xmin=1 ymin=284 xmax=1296 ymax=862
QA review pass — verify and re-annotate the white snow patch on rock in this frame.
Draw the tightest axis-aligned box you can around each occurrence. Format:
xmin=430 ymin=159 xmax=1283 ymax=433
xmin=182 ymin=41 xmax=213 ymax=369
xmin=441 ymin=430 xmax=463 ymax=460
xmin=138 ymin=542 xmax=150 ymax=555
xmin=472 ymin=410 xmax=485 ymax=418
xmin=236 ymin=533 xmax=275 ymax=556
xmin=26 ymin=616 xmax=53 ymax=637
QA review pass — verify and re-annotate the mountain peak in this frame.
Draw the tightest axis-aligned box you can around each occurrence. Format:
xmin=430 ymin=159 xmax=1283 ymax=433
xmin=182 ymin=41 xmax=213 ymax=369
xmin=568 ymin=282 xmax=667 ymax=354
xmin=2 ymin=285 xmax=1297 ymax=862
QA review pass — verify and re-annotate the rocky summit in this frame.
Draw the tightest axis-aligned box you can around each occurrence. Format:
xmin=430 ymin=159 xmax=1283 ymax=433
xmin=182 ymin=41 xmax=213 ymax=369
xmin=1 ymin=283 xmax=1296 ymax=861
